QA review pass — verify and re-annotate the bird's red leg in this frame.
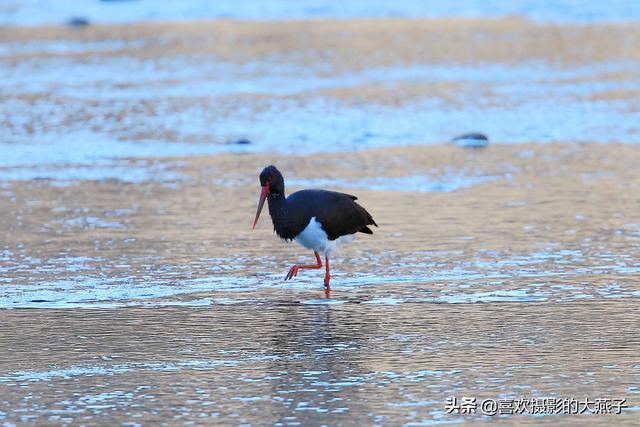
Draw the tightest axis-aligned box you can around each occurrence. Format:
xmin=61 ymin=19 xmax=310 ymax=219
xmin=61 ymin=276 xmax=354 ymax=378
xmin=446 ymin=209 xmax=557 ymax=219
xmin=324 ymin=255 xmax=331 ymax=289
xmin=284 ymin=251 xmax=323 ymax=281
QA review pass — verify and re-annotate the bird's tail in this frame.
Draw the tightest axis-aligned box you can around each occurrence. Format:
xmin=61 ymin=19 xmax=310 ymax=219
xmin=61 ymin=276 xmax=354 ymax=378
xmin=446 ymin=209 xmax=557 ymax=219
xmin=356 ymin=203 xmax=377 ymax=234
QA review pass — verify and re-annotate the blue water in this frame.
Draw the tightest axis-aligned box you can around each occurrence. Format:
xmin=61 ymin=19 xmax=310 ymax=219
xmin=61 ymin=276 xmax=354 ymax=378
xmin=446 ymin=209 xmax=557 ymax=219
xmin=1 ymin=0 xmax=640 ymax=26
xmin=2 ymin=56 xmax=640 ymax=182
xmin=2 ymin=246 xmax=639 ymax=308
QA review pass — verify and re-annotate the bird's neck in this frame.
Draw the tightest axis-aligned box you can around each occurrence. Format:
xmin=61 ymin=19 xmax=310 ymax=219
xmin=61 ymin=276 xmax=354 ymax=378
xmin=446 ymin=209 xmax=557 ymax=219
xmin=267 ymin=194 xmax=294 ymax=240
xmin=267 ymin=193 xmax=286 ymax=217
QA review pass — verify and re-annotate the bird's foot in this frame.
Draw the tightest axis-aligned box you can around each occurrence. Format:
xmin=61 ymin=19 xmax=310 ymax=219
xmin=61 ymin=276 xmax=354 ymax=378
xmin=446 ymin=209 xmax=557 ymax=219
xmin=284 ymin=265 xmax=299 ymax=281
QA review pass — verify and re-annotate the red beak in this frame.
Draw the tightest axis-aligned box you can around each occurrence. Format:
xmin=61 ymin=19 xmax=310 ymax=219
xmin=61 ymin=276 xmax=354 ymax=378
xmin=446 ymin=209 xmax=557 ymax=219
xmin=252 ymin=184 xmax=269 ymax=229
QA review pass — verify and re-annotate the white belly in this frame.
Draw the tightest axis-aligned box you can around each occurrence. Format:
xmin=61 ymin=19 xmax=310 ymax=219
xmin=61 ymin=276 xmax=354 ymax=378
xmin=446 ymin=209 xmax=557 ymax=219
xmin=294 ymin=217 xmax=354 ymax=255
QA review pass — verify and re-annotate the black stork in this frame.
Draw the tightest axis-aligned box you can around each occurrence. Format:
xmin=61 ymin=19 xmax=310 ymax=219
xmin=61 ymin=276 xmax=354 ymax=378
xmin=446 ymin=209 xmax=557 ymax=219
xmin=252 ymin=165 xmax=377 ymax=290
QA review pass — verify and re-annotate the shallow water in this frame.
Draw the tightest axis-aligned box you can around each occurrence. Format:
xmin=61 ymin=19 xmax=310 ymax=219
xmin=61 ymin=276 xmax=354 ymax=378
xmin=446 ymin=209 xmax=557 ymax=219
xmin=1 ymin=303 xmax=638 ymax=425
xmin=1 ymin=140 xmax=639 ymax=425
xmin=1 ymin=15 xmax=640 ymax=426
xmin=3 ymin=0 xmax=640 ymax=25
xmin=3 ymin=54 xmax=640 ymax=183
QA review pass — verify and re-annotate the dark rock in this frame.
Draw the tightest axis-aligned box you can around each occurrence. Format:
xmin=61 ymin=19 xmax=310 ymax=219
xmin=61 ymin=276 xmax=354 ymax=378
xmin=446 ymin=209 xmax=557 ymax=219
xmin=228 ymin=138 xmax=252 ymax=145
xmin=451 ymin=132 xmax=489 ymax=148
xmin=66 ymin=17 xmax=90 ymax=27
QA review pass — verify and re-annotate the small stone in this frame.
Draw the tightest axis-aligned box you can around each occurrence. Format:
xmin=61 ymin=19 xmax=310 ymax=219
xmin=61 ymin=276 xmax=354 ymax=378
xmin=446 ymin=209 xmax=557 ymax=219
xmin=451 ymin=132 xmax=489 ymax=148
xmin=228 ymin=139 xmax=251 ymax=145
xmin=66 ymin=17 xmax=90 ymax=27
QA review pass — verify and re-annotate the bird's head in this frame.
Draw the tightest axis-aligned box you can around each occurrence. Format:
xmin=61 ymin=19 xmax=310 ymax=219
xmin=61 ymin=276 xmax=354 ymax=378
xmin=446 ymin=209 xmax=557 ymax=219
xmin=253 ymin=165 xmax=285 ymax=229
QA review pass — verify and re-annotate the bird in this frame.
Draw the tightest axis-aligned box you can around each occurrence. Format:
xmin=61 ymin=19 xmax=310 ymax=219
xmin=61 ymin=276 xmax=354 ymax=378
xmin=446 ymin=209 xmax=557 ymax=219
xmin=252 ymin=165 xmax=377 ymax=290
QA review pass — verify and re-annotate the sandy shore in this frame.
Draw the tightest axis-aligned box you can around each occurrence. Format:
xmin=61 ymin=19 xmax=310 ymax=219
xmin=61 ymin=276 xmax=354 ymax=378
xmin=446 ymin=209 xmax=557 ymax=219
xmin=3 ymin=18 xmax=640 ymax=65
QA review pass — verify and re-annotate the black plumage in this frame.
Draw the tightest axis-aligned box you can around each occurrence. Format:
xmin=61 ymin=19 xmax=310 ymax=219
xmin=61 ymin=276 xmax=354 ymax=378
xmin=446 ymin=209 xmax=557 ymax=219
xmin=268 ymin=189 xmax=377 ymax=241
xmin=258 ymin=165 xmax=376 ymax=241
xmin=253 ymin=165 xmax=377 ymax=290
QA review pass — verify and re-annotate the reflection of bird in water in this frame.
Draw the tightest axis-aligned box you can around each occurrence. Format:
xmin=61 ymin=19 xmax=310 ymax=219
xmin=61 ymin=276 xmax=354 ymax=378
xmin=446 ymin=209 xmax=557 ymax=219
xmin=265 ymin=302 xmax=377 ymax=421
xmin=252 ymin=165 xmax=377 ymax=291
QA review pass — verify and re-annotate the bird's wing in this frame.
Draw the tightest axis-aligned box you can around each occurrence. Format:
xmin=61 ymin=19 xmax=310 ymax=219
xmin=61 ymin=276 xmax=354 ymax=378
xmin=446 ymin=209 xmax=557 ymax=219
xmin=314 ymin=192 xmax=376 ymax=240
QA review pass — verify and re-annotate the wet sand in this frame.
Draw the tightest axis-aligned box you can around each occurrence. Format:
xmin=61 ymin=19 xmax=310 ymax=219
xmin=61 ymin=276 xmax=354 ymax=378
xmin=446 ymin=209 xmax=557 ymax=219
xmin=1 ymin=17 xmax=640 ymax=426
